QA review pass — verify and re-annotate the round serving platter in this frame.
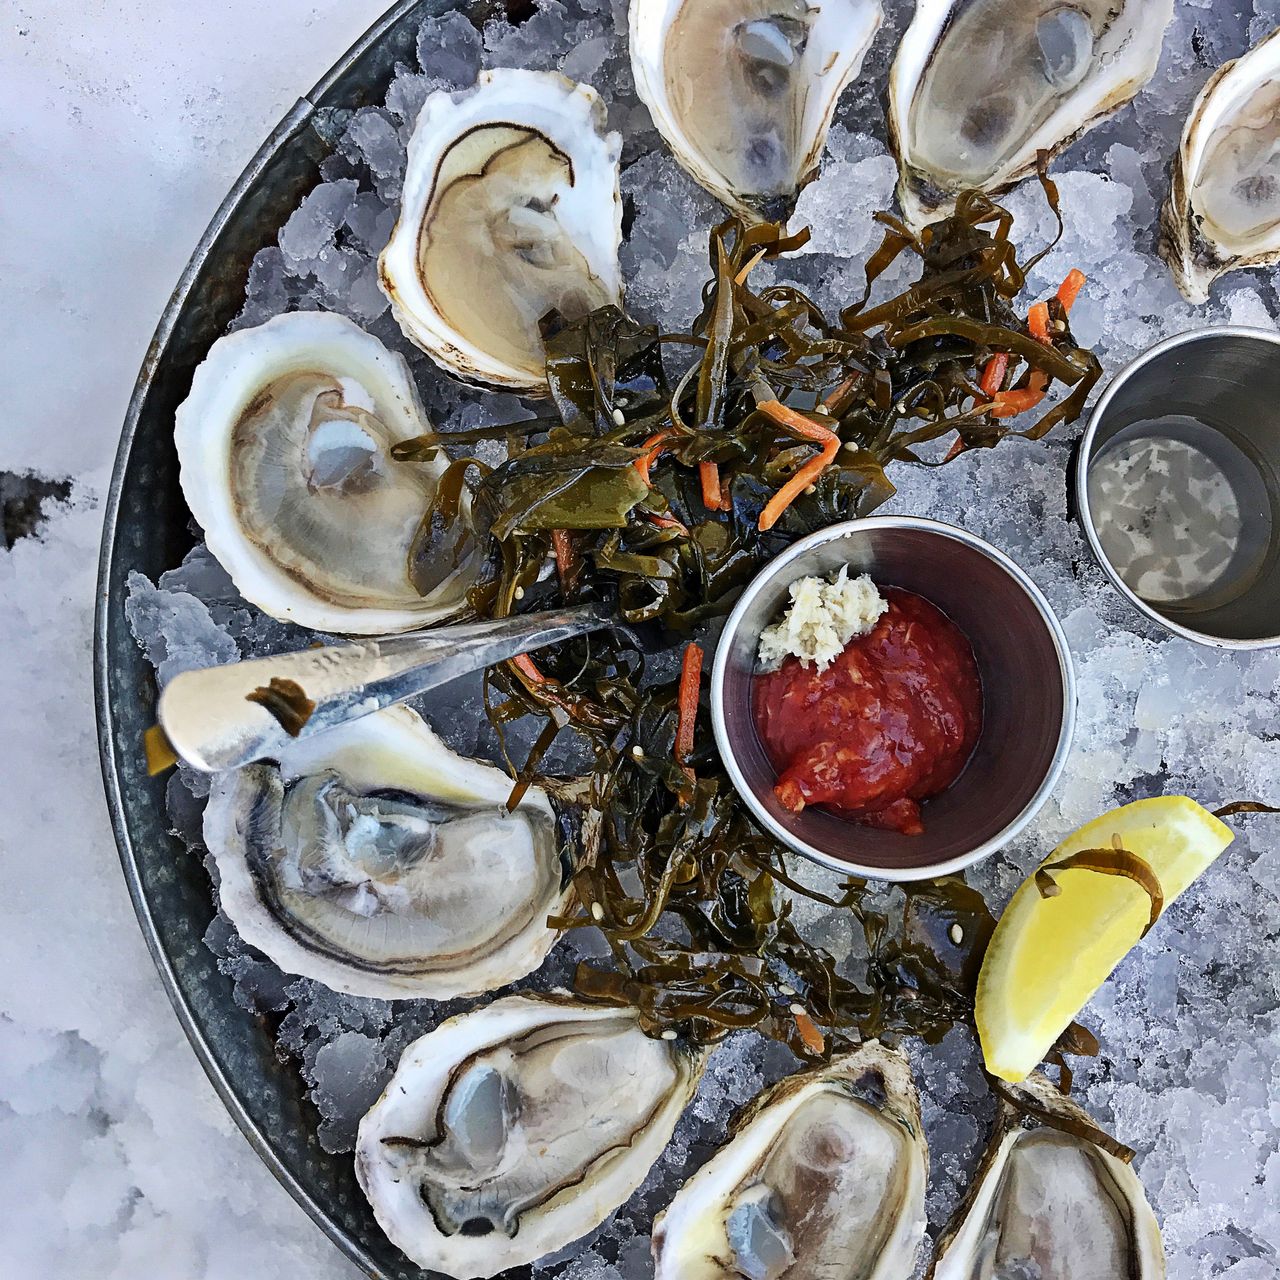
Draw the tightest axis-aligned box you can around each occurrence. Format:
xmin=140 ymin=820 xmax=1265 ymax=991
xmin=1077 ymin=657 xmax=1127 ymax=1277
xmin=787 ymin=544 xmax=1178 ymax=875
xmin=94 ymin=1 xmax=1280 ymax=1277
xmin=94 ymin=4 xmax=490 ymax=1275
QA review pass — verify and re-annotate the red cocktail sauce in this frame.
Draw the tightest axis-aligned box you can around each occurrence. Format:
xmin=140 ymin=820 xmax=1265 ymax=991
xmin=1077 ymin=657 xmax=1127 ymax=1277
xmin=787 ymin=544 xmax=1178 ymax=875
xmin=752 ymin=588 xmax=981 ymax=836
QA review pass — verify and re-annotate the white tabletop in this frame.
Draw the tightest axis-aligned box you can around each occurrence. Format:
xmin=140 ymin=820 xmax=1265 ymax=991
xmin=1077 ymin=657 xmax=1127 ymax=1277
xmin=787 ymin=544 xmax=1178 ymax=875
xmin=1 ymin=3 xmax=387 ymax=1274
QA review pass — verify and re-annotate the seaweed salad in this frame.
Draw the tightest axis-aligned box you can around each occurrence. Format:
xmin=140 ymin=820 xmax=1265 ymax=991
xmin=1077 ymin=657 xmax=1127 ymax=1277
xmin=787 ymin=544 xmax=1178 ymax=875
xmin=392 ymin=175 xmax=1104 ymax=1072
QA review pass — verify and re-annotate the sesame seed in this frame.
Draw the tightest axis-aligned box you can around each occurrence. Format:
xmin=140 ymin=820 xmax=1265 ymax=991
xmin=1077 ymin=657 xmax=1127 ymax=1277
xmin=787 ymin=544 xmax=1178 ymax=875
xmin=814 ymin=404 xmax=831 ymax=415
xmin=590 ymin=902 xmax=605 ymax=921
xmin=513 ymin=586 xmax=525 ymax=600
xmin=779 ymin=983 xmax=796 ymax=997
xmin=661 ymin=1029 xmax=678 ymax=1040
xmin=612 ymin=408 xmax=626 ymax=426
xmin=788 ymin=1002 xmax=806 ymax=1016
xmin=949 ymin=923 xmax=964 ymax=945
xmin=631 ymin=745 xmax=645 ymax=759
xmin=842 ymin=440 xmax=860 ymax=453
xmin=804 ymin=484 xmax=817 ymax=495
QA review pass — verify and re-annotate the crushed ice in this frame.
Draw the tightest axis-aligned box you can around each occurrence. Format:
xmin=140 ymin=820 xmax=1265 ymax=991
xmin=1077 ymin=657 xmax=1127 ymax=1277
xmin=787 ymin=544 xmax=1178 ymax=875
xmin=125 ymin=1 xmax=1280 ymax=1276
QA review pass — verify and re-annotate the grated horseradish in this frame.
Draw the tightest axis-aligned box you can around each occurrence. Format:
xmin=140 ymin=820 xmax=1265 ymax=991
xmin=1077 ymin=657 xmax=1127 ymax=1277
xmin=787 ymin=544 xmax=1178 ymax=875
xmin=756 ymin=567 xmax=887 ymax=672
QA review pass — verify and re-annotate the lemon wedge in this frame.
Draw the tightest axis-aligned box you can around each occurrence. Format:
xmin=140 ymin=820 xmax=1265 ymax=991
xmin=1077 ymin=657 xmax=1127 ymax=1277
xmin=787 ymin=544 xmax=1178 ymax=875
xmin=976 ymin=796 xmax=1233 ymax=1082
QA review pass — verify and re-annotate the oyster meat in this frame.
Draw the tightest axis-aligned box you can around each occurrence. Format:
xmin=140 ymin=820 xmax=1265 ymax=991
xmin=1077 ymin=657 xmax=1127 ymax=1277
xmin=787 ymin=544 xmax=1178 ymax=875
xmin=356 ymin=994 xmax=705 ymax=1278
xmin=932 ymin=1074 xmax=1165 ymax=1279
xmin=205 ymin=706 xmax=569 ymax=1000
xmin=1161 ymin=27 xmax=1280 ymax=303
xmin=653 ymin=1042 xmax=927 ymax=1280
xmin=630 ymin=0 xmax=883 ymax=220
xmin=175 ymin=310 xmax=474 ymax=635
xmin=889 ymin=0 xmax=1173 ymax=227
xmin=380 ymin=69 xmax=623 ymax=393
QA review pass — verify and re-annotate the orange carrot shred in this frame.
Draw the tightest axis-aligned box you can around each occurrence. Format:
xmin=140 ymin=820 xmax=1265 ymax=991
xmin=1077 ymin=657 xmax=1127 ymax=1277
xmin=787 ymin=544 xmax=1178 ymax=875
xmin=956 ymin=354 xmax=1009 ymax=459
xmin=990 ymin=371 xmax=1049 ymax=419
xmin=699 ymin=461 xmax=723 ymax=511
xmin=759 ymin=437 xmax=839 ymax=531
xmin=511 ymin=653 xmax=548 ymax=685
xmin=754 ymin=399 xmax=840 ymax=531
xmin=551 ymin=528 xmax=574 ymax=592
xmin=756 ymin=398 xmax=835 ymax=443
xmin=793 ymin=1009 xmax=825 ymax=1055
xmin=675 ymin=643 xmax=703 ymax=776
xmin=821 ymin=374 xmax=861 ymax=414
xmin=646 ymin=513 xmax=689 ymax=534
xmin=979 ymin=352 xmax=1009 ymax=398
xmin=1057 ymin=268 xmax=1087 ymax=313
xmin=1028 ymin=301 xmax=1052 ymax=345
xmin=634 ymin=430 xmax=673 ymax=485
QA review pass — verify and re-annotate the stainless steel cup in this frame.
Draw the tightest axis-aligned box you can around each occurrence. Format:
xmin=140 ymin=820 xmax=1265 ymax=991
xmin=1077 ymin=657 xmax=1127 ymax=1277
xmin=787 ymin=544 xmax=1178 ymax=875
xmin=709 ymin=517 xmax=1075 ymax=882
xmin=1075 ymin=327 xmax=1280 ymax=648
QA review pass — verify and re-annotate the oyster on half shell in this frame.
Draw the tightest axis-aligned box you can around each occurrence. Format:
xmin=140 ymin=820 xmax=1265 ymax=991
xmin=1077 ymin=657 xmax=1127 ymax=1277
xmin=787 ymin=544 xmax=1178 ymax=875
xmin=1160 ymin=27 xmax=1280 ymax=303
xmin=380 ymin=69 xmax=623 ymax=393
xmin=175 ymin=310 xmax=475 ymax=635
xmin=931 ymin=1074 xmax=1166 ymax=1279
xmin=205 ymin=706 xmax=569 ymax=1001
xmin=652 ymin=1042 xmax=927 ymax=1280
xmin=889 ymin=0 xmax=1173 ymax=228
xmin=630 ymin=0 xmax=883 ymax=221
xmin=356 ymin=994 xmax=705 ymax=1278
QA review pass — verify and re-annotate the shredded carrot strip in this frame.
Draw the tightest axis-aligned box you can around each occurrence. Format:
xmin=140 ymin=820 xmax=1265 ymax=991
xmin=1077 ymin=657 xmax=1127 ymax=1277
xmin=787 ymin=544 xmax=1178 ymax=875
xmin=646 ymin=513 xmax=689 ymax=534
xmin=793 ymin=1009 xmax=825 ymax=1055
xmin=979 ymin=352 xmax=1009 ymax=398
xmin=821 ymin=374 xmax=861 ymax=414
xmin=699 ymin=461 xmax=723 ymax=511
xmin=1057 ymin=268 xmax=1087 ymax=313
xmin=511 ymin=653 xmax=548 ymax=685
xmin=990 ymin=371 xmax=1049 ymax=419
xmin=967 ymin=349 xmax=1012 ymax=448
xmin=634 ymin=430 xmax=673 ymax=485
xmin=759 ymin=438 xmax=839 ymax=531
xmin=981 ymin=272 xmax=1081 ymax=423
xmin=755 ymin=399 xmax=840 ymax=531
xmin=675 ymin=643 xmax=703 ymax=776
xmin=756 ymin=398 xmax=835 ymax=442
xmin=1028 ymin=301 xmax=1052 ymax=345
xmin=551 ymin=528 xmax=573 ymax=591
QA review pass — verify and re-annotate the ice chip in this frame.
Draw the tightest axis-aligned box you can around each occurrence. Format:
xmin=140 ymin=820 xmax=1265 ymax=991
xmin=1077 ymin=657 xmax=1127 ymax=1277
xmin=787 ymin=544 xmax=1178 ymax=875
xmin=416 ymin=11 xmax=483 ymax=89
xmin=278 ymin=179 xmax=359 ymax=264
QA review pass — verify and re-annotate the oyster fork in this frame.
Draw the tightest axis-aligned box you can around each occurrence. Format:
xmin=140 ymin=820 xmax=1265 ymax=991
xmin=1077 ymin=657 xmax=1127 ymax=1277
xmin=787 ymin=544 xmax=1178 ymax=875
xmin=159 ymin=603 xmax=613 ymax=773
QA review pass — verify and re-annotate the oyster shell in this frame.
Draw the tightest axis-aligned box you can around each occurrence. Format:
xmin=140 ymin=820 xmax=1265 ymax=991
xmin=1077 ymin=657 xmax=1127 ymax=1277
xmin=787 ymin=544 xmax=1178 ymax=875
xmin=630 ymin=0 xmax=883 ymax=220
xmin=931 ymin=1074 xmax=1165 ymax=1279
xmin=652 ymin=1042 xmax=927 ymax=1280
xmin=205 ymin=706 xmax=569 ymax=1000
xmin=356 ymin=994 xmax=705 ymax=1278
xmin=1160 ymin=27 xmax=1280 ymax=303
xmin=889 ymin=0 xmax=1173 ymax=227
xmin=380 ymin=69 xmax=623 ymax=393
xmin=175 ymin=310 xmax=474 ymax=635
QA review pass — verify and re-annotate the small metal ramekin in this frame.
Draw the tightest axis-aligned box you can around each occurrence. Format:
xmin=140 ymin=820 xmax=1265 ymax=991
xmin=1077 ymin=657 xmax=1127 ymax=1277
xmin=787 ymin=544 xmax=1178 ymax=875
xmin=1075 ymin=327 xmax=1280 ymax=649
xmin=710 ymin=517 xmax=1076 ymax=882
